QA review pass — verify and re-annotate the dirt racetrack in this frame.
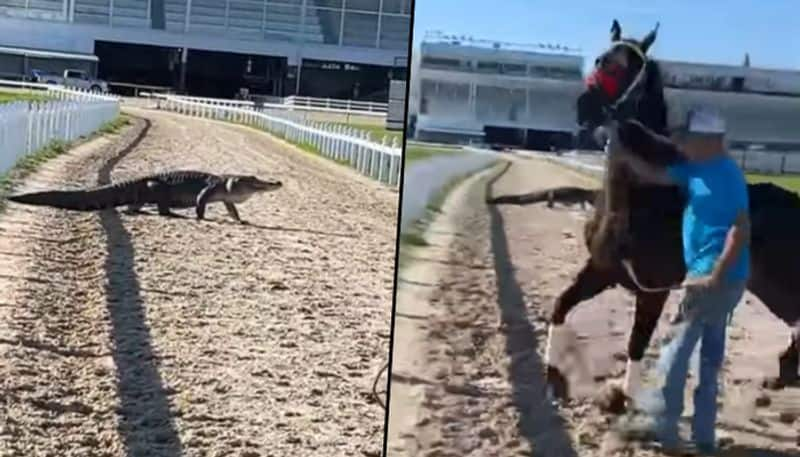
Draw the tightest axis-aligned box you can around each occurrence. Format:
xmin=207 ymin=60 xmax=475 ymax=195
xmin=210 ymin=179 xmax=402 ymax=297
xmin=388 ymin=157 xmax=800 ymax=456
xmin=0 ymin=108 xmax=397 ymax=456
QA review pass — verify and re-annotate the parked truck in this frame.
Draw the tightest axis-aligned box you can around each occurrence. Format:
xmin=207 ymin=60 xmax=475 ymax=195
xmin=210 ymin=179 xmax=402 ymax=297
xmin=32 ymin=69 xmax=109 ymax=93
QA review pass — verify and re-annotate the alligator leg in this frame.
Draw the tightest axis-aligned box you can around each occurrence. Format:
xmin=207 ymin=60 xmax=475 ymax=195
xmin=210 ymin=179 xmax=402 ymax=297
xmin=153 ymin=189 xmax=180 ymax=218
xmin=156 ymin=201 xmax=180 ymax=218
xmin=224 ymin=202 xmax=247 ymax=224
xmin=195 ymin=183 xmax=219 ymax=221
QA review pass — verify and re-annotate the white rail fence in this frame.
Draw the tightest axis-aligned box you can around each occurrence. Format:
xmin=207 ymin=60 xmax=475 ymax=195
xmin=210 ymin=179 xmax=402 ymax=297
xmin=729 ymin=149 xmax=800 ymax=174
xmin=0 ymin=98 xmax=120 ymax=174
xmin=284 ymin=95 xmax=388 ymax=115
xmin=0 ymin=78 xmax=120 ymax=103
xmin=157 ymin=95 xmax=403 ymax=188
xmin=147 ymin=93 xmax=387 ymax=117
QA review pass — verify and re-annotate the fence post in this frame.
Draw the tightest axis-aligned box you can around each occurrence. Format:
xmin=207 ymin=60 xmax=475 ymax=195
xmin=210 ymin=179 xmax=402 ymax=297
xmin=390 ymin=137 xmax=399 ymax=185
xmin=339 ymin=125 xmax=347 ymax=160
xmin=354 ymin=131 xmax=363 ymax=172
xmin=334 ymin=125 xmax=342 ymax=159
xmin=362 ymin=132 xmax=372 ymax=175
xmin=387 ymin=154 xmax=396 ymax=187
xmin=375 ymin=137 xmax=388 ymax=180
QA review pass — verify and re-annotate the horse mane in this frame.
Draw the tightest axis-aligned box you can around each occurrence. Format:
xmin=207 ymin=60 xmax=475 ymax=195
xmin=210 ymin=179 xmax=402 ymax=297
xmin=636 ymin=60 xmax=668 ymax=135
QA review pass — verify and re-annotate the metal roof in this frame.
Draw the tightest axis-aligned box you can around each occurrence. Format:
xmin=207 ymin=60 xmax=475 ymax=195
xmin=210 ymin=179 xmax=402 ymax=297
xmin=0 ymin=46 xmax=99 ymax=62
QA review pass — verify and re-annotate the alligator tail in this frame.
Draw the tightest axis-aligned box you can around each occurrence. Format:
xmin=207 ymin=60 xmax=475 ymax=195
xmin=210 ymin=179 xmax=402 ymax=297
xmin=7 ymin=180 xmax=144 ymax=211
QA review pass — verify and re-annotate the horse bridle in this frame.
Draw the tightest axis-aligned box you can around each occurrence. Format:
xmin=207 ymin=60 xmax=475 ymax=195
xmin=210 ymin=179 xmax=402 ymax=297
xmin=599 ymin=40 xmax=650 ymax=123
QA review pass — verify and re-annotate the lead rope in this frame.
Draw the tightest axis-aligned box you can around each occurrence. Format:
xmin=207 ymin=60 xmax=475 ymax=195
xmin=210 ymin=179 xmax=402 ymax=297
xmin=621 ymin=259 xmax=684 ymax=293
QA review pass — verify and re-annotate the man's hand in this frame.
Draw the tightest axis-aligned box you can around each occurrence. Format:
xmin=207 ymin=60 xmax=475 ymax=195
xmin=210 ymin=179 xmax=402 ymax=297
xmin=681 ymin=274 xmax=721 ymax=290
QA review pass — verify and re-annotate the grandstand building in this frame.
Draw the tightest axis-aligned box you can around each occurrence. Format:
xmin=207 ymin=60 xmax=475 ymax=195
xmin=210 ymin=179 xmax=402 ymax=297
xmin=411 ymin=32 xmax=800 ymax=151
xmin=409 ymin=32 xmax=584 ymax=149
xmin=659 ymin=59 xmax=800 ymax=150
xmin=0 ymin=0 xmax=411 ymax=99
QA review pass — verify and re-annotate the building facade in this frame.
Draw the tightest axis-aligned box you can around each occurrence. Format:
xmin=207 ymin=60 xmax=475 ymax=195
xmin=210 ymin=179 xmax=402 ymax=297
xmin=410 ymin=32 xmax=800 ymax=150
xmin=0 ymin=0 xmax=411 ymax=99
xmin=410 ymin=33 xmax=585 ymax=148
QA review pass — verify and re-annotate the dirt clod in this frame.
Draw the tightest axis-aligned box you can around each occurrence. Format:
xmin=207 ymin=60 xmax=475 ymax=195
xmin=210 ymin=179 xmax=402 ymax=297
xmin=754 ymin=393 xmax=771 ymax=408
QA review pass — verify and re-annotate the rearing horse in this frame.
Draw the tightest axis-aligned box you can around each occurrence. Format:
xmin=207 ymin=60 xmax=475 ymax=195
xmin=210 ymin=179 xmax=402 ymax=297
xmin=526 ymin=19 xmax=800 ymax=403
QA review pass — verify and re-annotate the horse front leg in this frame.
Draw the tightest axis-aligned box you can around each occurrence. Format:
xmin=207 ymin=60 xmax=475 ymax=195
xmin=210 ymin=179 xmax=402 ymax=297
xmin=623 ymin=290 xmax=669 ymax=401
xmin=546 ymin=260 xmax=615 ymax=400
xmin=771 ymin=322 xmax=800 ymax=389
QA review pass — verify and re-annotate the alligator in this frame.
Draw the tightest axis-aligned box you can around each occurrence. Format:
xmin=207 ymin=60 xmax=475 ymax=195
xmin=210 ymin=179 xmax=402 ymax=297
xmin=487 ymin=186 xmax=598 ymax=210
xmin=6 ymin=170 xmax=282 ymax=223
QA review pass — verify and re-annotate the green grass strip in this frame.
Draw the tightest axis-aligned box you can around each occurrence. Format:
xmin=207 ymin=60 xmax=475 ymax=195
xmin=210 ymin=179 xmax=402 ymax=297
xmin=331 ymin=121 xmax=403 ymax=144
xmin=404 ymin=145 xmax=463 ymax=165
xmin=0 ymin=89 xmax=52 ymax=104
xmin=746 ymin=173 xmax=800 ymax=194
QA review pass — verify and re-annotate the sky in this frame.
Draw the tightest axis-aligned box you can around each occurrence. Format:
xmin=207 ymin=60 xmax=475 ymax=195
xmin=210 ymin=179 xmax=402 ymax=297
xmin=410 ymin=0 xmax=800 ymax=73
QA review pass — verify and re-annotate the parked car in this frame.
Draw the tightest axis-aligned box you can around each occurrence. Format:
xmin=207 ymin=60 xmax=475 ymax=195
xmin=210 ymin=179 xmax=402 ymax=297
xmin=32 ymin=69 xmax=109 ymax=93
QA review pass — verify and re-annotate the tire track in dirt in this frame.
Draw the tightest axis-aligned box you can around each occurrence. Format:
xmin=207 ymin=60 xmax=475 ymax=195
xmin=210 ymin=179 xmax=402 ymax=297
xmin=0 ymin=109 xmax=397 ymax=456
xmin=389 ymin=156 xmax=799 ymax=456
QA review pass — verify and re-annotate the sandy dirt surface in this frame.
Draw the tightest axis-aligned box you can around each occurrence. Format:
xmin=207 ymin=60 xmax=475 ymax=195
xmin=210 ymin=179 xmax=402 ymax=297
xmin=0 ymin=108 xmax=397 ymax=457
xmin=387 ymin=156 xmax=800 ymax=456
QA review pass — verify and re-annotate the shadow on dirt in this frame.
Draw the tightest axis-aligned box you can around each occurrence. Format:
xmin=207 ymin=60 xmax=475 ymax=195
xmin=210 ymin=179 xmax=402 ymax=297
xmin=485 ymin=160 xmax=579 ymax=456
xmin=98 ymin=117 xmax=183 ymax=456
xmin=717 ymin=446 xmax=799 ymax=456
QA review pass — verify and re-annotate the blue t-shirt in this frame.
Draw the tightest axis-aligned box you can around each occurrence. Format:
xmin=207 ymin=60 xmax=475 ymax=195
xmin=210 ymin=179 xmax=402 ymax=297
xmin=666 ymin=154 xmax=750 ymax=282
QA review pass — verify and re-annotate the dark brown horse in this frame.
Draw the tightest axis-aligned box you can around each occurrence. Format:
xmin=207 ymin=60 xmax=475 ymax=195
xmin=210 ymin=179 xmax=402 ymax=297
xmin=489 ymin=19 xmax=800 ymax=404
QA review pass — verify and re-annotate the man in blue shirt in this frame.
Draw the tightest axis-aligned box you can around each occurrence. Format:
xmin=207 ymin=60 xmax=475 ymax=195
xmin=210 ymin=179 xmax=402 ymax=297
xmin=607 ymin=107 xmax=750 ymax=455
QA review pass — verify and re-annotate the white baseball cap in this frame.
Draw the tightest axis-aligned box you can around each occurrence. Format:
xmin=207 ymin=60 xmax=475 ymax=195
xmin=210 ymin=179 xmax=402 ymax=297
xmin=686 ymin=107 xmax=726 ymax=135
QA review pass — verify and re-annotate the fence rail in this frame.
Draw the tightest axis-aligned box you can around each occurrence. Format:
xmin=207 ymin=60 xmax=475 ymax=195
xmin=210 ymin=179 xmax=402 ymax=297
xmin=284 ymin=95 xmax=388 ymax=114
xmin=0 ymin=98 xmax=120 ymax=174
xmin=729 ymin=149 xmax=800 ymax=174
xmin=0 ymin=78 xmax=121 ymax=103
xmin=147 ymin=93 xmax=387 ymax=117
xmin=157 ymin=95 xmax=403 ymax=188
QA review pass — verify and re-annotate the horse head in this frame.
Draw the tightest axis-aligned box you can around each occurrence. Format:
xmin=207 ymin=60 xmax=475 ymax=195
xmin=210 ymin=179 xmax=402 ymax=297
xmin=577 ymin=19 xmax=668 ymax=147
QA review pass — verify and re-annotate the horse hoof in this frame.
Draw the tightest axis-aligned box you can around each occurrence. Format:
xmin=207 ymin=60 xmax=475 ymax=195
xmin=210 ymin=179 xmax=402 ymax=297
xmin=546 ymin=365 xmax=570 ymax=401
xmin=762 ymin=376 xmax=788 ymax=390
xmin=778 ymin=357 xmax=798 ymax=385
xmin=595 ymin=383 xmax=629 ymax=415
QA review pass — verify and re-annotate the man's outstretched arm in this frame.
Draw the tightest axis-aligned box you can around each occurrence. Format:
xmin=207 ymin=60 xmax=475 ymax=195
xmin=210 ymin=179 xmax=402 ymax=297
xmin=605 ymin=119 xmax=689 ymax=186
